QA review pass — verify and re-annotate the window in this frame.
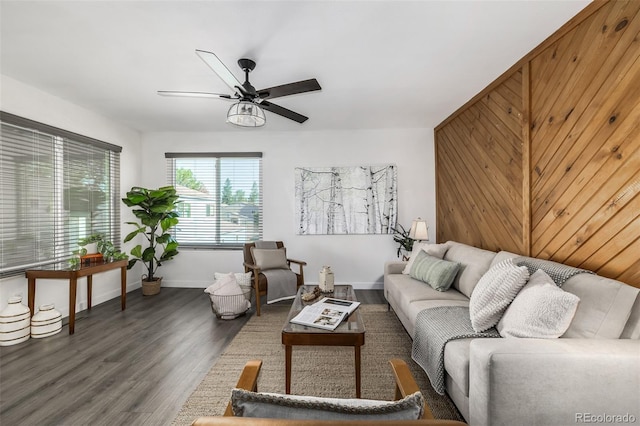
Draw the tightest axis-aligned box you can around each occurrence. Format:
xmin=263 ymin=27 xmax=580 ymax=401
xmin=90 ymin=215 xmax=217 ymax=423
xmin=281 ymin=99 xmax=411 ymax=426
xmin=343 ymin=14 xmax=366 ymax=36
xmin=166 ymin=152 xmax=262 ymax=248
xmin=0 ymin=112 xmax=121 ymax=277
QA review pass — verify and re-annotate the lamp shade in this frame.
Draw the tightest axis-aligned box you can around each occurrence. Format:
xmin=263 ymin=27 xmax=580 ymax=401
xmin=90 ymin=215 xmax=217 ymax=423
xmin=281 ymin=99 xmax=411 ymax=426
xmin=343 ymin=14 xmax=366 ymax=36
xmin=409 ymin=218 xmax=429 ymax=241
xmin=227 ymin=101 xmax=266 ymax=127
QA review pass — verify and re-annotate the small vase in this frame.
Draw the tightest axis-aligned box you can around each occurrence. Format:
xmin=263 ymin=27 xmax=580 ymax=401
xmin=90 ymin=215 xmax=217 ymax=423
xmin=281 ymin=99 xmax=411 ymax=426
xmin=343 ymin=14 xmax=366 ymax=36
xmin=319 ymin=266 xmax=335 ymax=293
xmin=31 ymin=304 xmax=62 ymax=338
xmin=0 ymin=296 xmax=31 ymax=346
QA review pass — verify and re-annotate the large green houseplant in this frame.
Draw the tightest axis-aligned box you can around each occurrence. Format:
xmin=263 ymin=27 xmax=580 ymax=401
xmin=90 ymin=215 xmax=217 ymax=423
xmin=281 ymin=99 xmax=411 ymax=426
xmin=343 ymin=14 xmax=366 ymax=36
xmin=122 ymin=186 xmax=180 ymax=295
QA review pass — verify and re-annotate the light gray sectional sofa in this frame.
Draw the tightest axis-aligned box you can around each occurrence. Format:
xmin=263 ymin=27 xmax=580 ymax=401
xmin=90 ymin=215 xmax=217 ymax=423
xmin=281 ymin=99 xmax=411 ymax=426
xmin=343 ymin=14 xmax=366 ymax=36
xmin=384 ymin=241 xmax=640 ymax=426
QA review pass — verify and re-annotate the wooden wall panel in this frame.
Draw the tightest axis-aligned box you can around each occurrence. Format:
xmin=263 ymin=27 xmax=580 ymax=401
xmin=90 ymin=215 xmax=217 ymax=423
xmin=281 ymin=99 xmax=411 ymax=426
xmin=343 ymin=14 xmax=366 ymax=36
xmin=435 ymin=0 xmax=640 ymax=288
xmin=435 ymin=71 xmax=525 ymax=254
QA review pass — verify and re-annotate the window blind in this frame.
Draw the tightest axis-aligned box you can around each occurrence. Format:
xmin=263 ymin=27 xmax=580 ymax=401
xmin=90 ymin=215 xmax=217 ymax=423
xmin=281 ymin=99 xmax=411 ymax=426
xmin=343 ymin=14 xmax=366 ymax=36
xmin=166 ymin=152 xmax=262 ymax=248
xmin=0 ymin=112 xmax=121 ymax=277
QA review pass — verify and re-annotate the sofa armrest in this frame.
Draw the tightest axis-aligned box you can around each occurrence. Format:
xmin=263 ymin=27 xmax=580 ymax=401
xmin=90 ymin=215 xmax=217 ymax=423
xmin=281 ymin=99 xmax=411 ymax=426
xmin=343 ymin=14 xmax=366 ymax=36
xmin=468 ymin=338 xmax=640 ymax=426
xmin=385 ymin=260 xmax=407 ymax=276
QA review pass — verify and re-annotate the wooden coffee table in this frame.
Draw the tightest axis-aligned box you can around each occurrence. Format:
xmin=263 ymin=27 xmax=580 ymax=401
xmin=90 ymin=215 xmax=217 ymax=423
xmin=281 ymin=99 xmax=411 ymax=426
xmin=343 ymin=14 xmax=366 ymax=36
xmin=281 ymin=285 xmax=365 ymax=397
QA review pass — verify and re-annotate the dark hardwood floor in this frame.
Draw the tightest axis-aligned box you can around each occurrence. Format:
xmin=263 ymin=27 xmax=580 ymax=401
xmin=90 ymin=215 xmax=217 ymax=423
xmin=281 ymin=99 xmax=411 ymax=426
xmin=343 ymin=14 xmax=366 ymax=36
xmin=0 ymin=287 xmax=384 ymax=425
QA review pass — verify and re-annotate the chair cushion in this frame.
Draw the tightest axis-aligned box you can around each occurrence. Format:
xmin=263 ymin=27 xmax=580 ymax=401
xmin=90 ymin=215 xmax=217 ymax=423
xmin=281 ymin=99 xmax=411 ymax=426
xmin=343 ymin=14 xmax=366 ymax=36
xmin=469 ymin=259 xmax=529 ymax=332
xmin=231 ymin=388 xmax=424 ymax=420
xmin=497 ymin=269 xmax=580 ymax=338
xmin=409 ymin=250 xmax=460 ymax=291
xmin=251 ymin=247 xmax=289 ymax=270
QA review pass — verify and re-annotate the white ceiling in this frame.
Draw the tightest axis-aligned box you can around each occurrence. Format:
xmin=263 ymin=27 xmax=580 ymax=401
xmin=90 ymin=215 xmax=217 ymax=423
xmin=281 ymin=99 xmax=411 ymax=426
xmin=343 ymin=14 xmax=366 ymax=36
xmin=1 ymin=0 xmax=591 ymax=133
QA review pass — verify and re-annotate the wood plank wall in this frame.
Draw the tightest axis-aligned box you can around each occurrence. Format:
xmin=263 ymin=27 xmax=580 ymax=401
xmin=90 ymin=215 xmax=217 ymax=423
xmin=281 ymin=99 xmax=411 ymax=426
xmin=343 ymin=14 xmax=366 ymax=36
xmin=435 ymin=0 xmax=640 ymax=288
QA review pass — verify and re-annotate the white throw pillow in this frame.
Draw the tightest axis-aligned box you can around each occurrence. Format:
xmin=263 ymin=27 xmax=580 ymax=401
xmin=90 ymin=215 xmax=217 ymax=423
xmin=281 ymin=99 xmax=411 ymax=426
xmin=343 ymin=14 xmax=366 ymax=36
xmin=251 ymin=247 xmax=289 ymax=270
xmin=498 ymin=269 xmax=580 ymax=338
xmin=215 ymin=272 xmax=252 ymax=287
xmin=469 ymin=259 xmax=530 ymax=332
xmin=402 ymin=243 xmax=449 ymax=274
xmin=205 ymin=272 xmax=242 ymax=296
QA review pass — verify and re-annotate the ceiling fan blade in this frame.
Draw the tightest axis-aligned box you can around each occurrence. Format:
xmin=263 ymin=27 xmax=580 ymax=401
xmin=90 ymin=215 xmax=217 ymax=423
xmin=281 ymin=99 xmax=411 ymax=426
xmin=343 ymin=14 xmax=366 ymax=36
xmin=260 ymin=100 xmax=309 ymax=123
xmin=158 ymin=91 xmax=238 ymax=100
xmin=257 ymin=78 xmax=321 ymax=100
xmin=195 ymin=49 xmax=245 ymax=96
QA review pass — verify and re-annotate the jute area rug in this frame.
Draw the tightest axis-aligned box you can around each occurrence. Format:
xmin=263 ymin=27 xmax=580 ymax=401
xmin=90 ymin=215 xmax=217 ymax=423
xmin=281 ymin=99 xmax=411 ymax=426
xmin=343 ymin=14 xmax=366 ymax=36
xmin=173 ymin=304 xmax=464 ymax=425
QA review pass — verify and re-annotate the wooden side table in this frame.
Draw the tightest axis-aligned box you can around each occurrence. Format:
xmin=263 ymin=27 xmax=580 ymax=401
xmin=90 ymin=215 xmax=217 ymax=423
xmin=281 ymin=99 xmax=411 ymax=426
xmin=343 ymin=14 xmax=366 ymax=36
xmin=26 ymin=259 xmax=128 ymax=334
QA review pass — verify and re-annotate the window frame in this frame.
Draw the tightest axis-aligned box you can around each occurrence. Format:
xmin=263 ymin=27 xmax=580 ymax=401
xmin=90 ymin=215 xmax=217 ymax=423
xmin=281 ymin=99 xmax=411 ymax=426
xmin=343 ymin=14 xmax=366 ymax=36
xmin=166 ymin=152 xmax=263 ymax=250
xmin=0 ymin=111 xmax=122 ymax=277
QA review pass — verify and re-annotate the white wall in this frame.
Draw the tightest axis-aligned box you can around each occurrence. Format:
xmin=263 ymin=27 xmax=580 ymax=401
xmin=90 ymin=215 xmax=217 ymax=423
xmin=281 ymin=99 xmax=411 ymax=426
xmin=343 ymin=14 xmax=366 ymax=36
xmin=141 ymin=127 xmax=436 ymax=289
xmin=0 ymin=75 xmax=143 ymax=319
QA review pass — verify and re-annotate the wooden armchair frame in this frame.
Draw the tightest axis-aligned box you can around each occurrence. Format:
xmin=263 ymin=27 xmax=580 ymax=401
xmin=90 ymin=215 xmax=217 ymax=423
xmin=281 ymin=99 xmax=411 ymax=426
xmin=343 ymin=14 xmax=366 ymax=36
xmin=191 ymin=359 xmax=466 ymax=425
xmin=243 ymin=242 xmax=306 ymax=316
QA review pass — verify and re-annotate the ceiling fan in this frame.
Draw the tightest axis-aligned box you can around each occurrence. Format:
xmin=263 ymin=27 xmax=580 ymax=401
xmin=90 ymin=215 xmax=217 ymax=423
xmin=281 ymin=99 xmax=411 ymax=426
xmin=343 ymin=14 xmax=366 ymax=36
xmin=158 ymin=50 xmax=322 ymax=127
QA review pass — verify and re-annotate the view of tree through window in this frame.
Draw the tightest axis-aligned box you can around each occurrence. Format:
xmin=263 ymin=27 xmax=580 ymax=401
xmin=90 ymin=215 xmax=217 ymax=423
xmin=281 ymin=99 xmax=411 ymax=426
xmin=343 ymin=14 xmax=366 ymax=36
xmin=166 ymin=153 xmax=262 ymax=248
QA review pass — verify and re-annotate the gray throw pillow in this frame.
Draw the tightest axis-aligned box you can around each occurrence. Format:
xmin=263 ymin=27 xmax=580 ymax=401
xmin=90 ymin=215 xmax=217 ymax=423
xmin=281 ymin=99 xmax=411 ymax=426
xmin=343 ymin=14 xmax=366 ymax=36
xmin=251 ymin=247 xmax=289 ymax=270
xmin=231 ymin=388 xmax=424 ymax=420
xmin=409 ymin=250 xmax=460 ymax=291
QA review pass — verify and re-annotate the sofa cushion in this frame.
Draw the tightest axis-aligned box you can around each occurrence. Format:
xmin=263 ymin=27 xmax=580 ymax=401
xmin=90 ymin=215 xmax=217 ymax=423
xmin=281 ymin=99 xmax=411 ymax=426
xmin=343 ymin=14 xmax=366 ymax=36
xmin=404 ymin=299 xmax=470 ymax=338
xmin=385 ymin=274 xmax=469 ymax=319
xmin=444 ymin=241 xmax=497 ymax=298
xmin=409 ymin=251 xmax=460 ymax=291
xmin=402 ymin=242 xmax=450 ymax=274
xmin=497 ymin=269 xmax=580 ymax=338
xmin=443 ymin=338 xmax=474 ymax=397
xmin=469 ymin=259 xmax=529 ymax=332
xmin=562 ymin=273 xmax=639 ymax=339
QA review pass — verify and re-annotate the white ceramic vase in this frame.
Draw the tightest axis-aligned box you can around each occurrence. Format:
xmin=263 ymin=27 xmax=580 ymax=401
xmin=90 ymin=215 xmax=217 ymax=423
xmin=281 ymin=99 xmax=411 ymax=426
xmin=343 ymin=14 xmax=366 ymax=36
xmin=319 ymin=266 xmax=335 ymax=293
xmin=31 ymin=304 xmax=62 ymax=338
xmin=0 ymin=296 xmax=31 ymax=346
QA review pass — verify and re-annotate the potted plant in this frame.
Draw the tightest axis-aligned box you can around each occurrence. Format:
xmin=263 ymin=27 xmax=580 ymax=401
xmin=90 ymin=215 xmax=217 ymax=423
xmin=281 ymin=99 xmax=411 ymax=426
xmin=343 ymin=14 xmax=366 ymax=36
xmin=391 ymin=223 xmax=415 ymax=260
xmin=122 ymin=186 xmax=180 ymax=296
xmin=77 ymin=233 xmax=104 ymax=255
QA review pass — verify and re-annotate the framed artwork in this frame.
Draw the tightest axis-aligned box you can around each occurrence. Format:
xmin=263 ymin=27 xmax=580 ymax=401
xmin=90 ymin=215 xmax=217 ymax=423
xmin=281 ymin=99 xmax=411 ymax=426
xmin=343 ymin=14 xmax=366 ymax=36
xmin=295 ymin=165 xmax=397 ymax=235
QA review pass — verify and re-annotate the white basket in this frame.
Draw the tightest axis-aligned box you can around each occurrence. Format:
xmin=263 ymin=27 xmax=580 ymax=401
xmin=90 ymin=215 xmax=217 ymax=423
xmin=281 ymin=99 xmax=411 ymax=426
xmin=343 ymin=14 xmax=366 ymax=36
xmin=209 ymin=286 xmax=252 ymax=320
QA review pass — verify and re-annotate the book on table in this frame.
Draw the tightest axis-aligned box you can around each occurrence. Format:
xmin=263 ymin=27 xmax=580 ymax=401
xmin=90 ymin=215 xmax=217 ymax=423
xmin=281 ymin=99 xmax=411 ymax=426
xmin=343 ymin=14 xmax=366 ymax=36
xmin=289 ymin=297 xmax=361 ymax=330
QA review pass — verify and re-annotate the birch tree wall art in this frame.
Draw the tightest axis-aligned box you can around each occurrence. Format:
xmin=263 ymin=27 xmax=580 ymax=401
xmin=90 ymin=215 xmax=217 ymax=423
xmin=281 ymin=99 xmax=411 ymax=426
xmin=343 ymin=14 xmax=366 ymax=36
xmin=295 ymin=165 xmax=397 ymax=235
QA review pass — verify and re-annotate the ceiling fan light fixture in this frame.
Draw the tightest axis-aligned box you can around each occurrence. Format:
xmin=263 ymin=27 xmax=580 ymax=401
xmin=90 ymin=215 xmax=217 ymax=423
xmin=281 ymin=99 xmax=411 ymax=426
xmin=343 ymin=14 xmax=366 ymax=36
xmin=226 ymin=101 xmax=266 ymax=128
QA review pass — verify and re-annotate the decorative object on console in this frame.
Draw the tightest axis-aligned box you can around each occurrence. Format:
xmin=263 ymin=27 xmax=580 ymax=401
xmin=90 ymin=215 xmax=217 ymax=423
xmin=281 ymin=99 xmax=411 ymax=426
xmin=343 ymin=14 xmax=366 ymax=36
xmin=295 ymin=165 xmax=397 ymax=235
xmin=409 ymin=218 xmax=429 ymax=241
xmin=30 ymin=304 xmax=62 ymax=338
xmin=0 ymin=296 xmax=30 ymax=346
xmin=319 ymin=266 xmax=335 ymax=293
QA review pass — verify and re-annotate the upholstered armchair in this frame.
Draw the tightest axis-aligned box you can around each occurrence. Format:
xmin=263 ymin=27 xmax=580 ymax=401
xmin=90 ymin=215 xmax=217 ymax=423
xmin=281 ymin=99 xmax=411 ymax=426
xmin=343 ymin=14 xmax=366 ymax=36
xmin=243 ymin=241 xmax=306 ymax=316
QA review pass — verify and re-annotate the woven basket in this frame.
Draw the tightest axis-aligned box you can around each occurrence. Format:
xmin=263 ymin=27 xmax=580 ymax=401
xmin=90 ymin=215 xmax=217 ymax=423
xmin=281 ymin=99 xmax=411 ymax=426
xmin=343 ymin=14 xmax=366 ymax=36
xmin=209 ymin=286 xmax=252 ymax=320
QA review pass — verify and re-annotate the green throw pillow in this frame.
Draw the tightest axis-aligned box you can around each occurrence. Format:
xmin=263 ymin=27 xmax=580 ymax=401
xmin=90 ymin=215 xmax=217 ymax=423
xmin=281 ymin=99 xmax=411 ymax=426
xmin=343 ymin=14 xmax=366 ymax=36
xmin=409 ymin=250 xmax=460 ymax=291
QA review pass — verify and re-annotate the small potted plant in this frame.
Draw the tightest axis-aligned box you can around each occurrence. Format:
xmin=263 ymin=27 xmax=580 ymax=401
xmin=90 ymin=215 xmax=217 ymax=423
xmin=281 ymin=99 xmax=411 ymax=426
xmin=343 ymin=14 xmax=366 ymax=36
xmin=122 ymin=186 xmax=180 ymax=296
xmin=391 ymin=223 xmax=415 ymax=260
xmin=77 ymin=233 xmax=105 ymax=255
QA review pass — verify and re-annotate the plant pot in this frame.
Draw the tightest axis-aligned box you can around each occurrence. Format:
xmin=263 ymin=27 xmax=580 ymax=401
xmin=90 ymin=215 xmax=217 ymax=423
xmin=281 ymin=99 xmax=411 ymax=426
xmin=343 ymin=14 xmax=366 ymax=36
xmin=141 ymin=277 xmax=162 ymax=296
xmin=84 ymin=242 xmax=98 ymax=254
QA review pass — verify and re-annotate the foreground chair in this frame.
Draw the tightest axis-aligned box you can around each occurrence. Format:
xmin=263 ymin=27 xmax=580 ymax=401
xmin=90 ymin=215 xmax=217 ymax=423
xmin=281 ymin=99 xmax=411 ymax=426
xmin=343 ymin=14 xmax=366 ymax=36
xmin=243 ymin=241 xmax=306 ymax=316
xmin=191 ymin=359 xmax=467 ymax=425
